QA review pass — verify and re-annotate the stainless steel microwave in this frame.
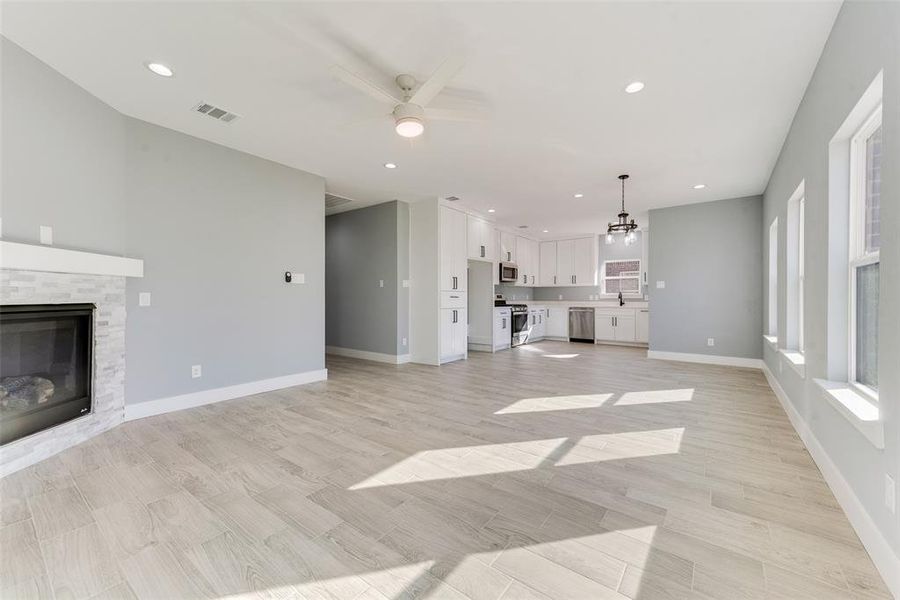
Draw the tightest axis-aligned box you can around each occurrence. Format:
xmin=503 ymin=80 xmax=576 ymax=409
xmin=499 ymin=262 xmax=519 ymax=282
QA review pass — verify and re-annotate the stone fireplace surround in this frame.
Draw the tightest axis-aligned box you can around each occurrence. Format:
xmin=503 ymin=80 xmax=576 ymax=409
xmin=0 ymin=241 xmax=143 ymax=476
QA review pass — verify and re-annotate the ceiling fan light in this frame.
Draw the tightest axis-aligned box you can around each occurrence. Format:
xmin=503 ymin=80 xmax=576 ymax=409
xmin=395 ymin=117 xmax=424 ymax=138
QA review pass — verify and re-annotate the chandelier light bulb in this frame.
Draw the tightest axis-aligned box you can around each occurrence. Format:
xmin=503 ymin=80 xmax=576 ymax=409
xmin=606 ymin=233 xmax=614 ymax=245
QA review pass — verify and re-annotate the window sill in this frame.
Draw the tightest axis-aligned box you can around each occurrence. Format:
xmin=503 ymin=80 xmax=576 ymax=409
xmin=814 ymin=379 xmax=883 ymax=449
xmin=778 ymin=348 xmax=806 ymax=378
xmin=763 ymin=335 xmax=778 ymax=350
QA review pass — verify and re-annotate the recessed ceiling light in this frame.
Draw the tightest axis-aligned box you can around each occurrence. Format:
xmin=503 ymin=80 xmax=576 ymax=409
xmin=574 ymin=193 xmax=584 ymax=198
xmin=624 ymin=81 xmax=645 ymax=94
xmin=487 ymin=209 xmax=496 ymax=213
xmin=542 ymin=229 xmax=549 ymax=233
xmin=693 ymin=183 xmax=706 ymax=189
xmin=146 ymin=62 xmax=174 ymax=77
xmin=384 ymin=163 xmax=397 ymax=169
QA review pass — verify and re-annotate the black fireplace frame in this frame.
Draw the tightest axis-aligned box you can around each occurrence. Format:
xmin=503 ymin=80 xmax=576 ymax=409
xmin=0 ymin=303 xmax=95 ymax=446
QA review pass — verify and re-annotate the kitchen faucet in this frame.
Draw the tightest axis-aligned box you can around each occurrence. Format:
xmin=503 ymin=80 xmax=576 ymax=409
xmin=618 ymin=291 xmax=625 ymax=306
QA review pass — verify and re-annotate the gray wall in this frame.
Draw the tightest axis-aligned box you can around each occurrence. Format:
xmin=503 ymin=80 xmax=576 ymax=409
xmin=124 ymin=119 xmax=325 ymax=404
xmin=1 ymin=37 xmax=126 ymax=254
xmin=2 ymin=38 xmax=327 ymax=406
xmin=326 ymin=201 xmax=408 ymax=356
xmin=648 ymin=196 xmax=763 ymax=359
xmin=762 ymin=1 xmax=900 ymax=559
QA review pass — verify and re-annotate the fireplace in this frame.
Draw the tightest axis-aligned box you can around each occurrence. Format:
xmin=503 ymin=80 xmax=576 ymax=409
xmin=0 ymin=304 xmax=94 ymax=445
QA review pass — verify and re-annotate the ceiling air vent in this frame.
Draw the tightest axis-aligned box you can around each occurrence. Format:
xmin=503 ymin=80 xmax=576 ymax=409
xmin=325 ymin=193 xmax=353 ymax=209
xmin=193 ymin=102 xmax=240 ymax=123
xmin=446 ymin=196 xmax=460 ymax=202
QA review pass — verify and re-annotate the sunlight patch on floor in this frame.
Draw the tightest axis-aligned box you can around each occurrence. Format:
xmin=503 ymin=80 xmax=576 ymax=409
xmin=349 ymin=428 xmax=683 ymax=489
xmin=495 ymin=393 xmax=613 ymax=414
xmin=615 ymin=388 xmax=694 ymax=406
xmin=541 ymin=353 xmax=580 ymax=359
xmin=555 ymin=428 xmax=685 ymax=465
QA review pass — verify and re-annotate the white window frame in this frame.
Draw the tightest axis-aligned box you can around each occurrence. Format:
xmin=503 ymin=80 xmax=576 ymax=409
xmin=785 ymin=182 xmax=805 ymax=355
xmin=847 ymin=104 xmax=881 ymax=401
xmin=798 ymin=197 xmax=805 ymax=353
xmin=601 ymin=259 xmax=642 ymax=297
xmin=767 ymin=218 xmax=778 ymax=339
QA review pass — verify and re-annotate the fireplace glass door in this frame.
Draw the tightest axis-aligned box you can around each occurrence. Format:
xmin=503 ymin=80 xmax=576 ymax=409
xmin=0 ymin=304 xmax=94 ymax=445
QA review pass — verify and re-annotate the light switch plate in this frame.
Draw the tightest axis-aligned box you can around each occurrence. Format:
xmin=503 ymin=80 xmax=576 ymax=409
xmin=191 ymin=365 xmax=202 ymax=379
xmin=707 ymin=338 xmax=715 ymax=347
xmin=379 ymin=280 xmax=384 ymax=288
xmin=402 ymin=337 xmax=407 ymax=346
xmin=402 ymin=280 xmax=410 ymax=288
xmin=40 ymin=225 xmax=53 ymax=245
xmin=886 ymin=474 xmax=896 ymax=514
xmin=138 ymin=292 xmax=151 ymax=307
xmin=656 ymin=281 xmax=666 ymax=289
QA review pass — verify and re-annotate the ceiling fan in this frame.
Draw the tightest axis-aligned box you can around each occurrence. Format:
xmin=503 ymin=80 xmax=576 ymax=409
xmin=331 ymin=55 xmax=486 ymax=138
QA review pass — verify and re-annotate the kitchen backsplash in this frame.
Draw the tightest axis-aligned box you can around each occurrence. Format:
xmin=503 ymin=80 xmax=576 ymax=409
xmin=495 ymin=284 xmax=648 ymax=302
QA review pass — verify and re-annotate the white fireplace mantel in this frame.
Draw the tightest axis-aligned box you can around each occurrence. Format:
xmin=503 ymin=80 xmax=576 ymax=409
xmin=0 ymin=241 xmax=143 ymax=277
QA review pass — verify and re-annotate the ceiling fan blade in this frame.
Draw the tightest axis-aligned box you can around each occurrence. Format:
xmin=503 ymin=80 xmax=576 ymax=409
xmin=409 ymin=53 xmax=465 ymax=107
xmin=426 ymin=107 xmax=489 ymax=122
xmin=330 ymin=65 xmax=401 ymax=106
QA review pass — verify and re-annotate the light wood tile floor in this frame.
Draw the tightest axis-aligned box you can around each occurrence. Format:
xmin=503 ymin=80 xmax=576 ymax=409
xmin=0 ymin=342 xmax=891 ymax=600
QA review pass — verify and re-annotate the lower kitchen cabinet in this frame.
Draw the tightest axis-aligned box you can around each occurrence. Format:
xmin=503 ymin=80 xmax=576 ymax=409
xmin=545 ymin=307 xmax=568 ymax=338
xmin=595 ymin=308 xmax=644 ymax=344
xmin=440 ymin=308 xmax=467 ymax=361
xmin=528 ymin=308 xmax=546 ymax=341
xmin=636 ymin=308 xmax=649 ymax=343
xmin=493 ymin=307 xmax=511 ymax=351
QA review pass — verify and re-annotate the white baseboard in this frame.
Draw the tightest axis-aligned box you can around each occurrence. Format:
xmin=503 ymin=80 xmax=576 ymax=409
xmin=124 ymin=369 xmax=328 ymax=421
xmin=762 ymin=363 xmax=900 ymax=598
xmin=647 ymin=350 xmax=763 ymax=369
xmin=326 ymin=346 xmax=410 ymax=364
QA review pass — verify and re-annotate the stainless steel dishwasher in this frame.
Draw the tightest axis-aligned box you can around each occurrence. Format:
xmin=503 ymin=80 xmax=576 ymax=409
xmin=568 ymin=307 xmax=595 ymax=343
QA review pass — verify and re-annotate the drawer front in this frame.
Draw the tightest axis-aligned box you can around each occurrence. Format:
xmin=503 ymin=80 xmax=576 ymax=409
xmin=441 ymin=291 xmax=467 ymax=309
xmin=594 ymin=308 xmax=636 ymax=318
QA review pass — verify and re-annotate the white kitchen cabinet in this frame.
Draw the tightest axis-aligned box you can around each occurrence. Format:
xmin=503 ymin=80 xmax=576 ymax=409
xmin=441 ymin=307 xmax=467 ymax=360
xmin=595 ymin=308 xmax=644 ymax=343
xmin=440 ymin=206 xmax=467 ymax=292
xmin=614 ymin=315 xmax=636 ymax=342
xmin=595 ymin=313 xmax=617 ymax=341
xmin=539 ymin=242 xmax=557 ymax=286
xmin=545 ymin=307 xmax=568 ymax=338
xmin=556 ymin=239 xmax=575 ymax=285
xmin=515 ymin=236 xmax=539 ymax=286
xmin=528 ymin=239 xmax=539 ymax=286
xmin=499 ymin=231 xmax=516 ymax=263
xmin=573 ymin=236 xmax=596 ymax=286
xmin=636 ymin=308 xmax=649 ymax=343
xmin=467 ymin=215 xmax=493 ymax=261
xmin=493 ymin=308 xmax=511 ymax=351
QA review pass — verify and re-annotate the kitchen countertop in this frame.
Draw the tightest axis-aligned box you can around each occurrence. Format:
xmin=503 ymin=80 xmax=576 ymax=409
xmin=518 ymin=299 xmax=649 ymax=309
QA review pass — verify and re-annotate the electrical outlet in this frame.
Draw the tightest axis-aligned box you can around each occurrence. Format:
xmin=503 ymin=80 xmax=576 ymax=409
xmin=379 ymin=280 xmax=384 ymax=288
xmin=402 ymin=337 xmax=407 ymax=346
xmin=138 ymin=292 xmax=151 ymax=307
xmin=656 ymin=281 xmax=666 ymax=289
xmin=402 ymin=280 xmax=409 ymax=288
xmin=39 ymin=225 xmax=53 ymax=245
xmin=558 ymin=294 xmax=563 ymax=300
xmin=707 ymin=338 xmax=715 ymax=347
xmin=191 ymin=365 xmax=202 ymax=379
xmin=886 ymin=474 xmax=896 ymax=514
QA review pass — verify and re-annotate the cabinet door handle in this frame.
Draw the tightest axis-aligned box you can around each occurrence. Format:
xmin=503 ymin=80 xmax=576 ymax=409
xmin=553 ymin=275 xmax=557 ymax=284
xmin=573 ymin=275 xmax=577 ymax=284
xmin=452 ymin=309 xmax=458 ymax=323
xmin=507 ymin=251 xmax=511 ymax=261
xmin=452 ymin=276 xmax=458 ymax=290
xmin=502 ymin=318 xmax=506 ymax=328
xmin=522 ymin=274 xmax=527 ymax=284
xmin=480 ymin=245 xmax=485 ymax=258
xmin=531 ymin=275 xmax=535 ymax=284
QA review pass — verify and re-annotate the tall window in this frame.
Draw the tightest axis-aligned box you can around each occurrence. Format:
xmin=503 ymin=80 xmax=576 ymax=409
xmin=786 ymin=183 xmax=805 ymax=353
xmin=767 ymin=219 xmax=778 ymax=337
xmin=849 ymin=105 xmax=881 ymax=396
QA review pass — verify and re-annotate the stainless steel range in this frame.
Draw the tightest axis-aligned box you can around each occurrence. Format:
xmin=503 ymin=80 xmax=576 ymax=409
xmin=509 ymin=304 xmax=530 ymax=347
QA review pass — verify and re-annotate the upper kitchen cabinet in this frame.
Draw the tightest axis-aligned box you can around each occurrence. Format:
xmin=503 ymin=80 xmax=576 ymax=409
xmin=542 ymin=236 xmax=598 ymax=286
xmin=499 ymin=231 xmax=516 ymax=263
xmin=573 ymin=236 xmax=597 ymax=286
xmin=440 ymin=206 xmax=467 ymax=292
xmin=515 ymin=236 xmax=538 ymax=286
xmin=467 ymin=215 xmax=494 ymax=261
xmin=539 ymin=241 xmax=557 ymax=286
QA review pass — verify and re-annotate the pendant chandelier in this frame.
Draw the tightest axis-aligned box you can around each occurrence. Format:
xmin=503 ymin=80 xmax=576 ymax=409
xmin=606 ymin=174 xmax=638 ymax=246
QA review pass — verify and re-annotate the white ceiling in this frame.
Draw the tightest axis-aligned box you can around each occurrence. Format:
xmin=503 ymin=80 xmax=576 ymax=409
xmin=2 ymin=1 xmax=840 ymax=238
